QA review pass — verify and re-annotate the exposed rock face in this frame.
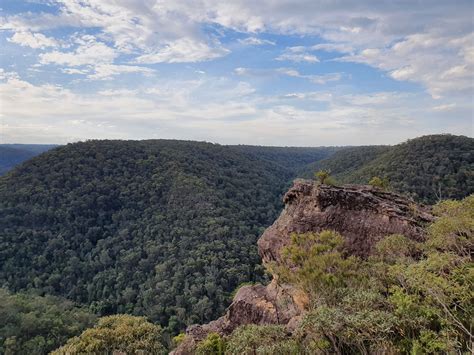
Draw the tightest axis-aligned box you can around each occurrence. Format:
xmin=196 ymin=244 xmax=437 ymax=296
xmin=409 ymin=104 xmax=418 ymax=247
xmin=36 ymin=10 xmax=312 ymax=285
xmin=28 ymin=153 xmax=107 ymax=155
xmin=173 ymin=180 xmax=434 ymax=354
xmin=259 ymin=180 xmax=434 ymax=263
xmin=173 ymin=280 xmax=308 ymax=354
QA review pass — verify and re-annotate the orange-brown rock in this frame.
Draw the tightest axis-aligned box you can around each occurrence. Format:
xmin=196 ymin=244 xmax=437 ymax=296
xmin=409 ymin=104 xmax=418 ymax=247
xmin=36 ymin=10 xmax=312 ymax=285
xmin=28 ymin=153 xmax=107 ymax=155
xmin=259 ymin=180 xmax=433 ymax=264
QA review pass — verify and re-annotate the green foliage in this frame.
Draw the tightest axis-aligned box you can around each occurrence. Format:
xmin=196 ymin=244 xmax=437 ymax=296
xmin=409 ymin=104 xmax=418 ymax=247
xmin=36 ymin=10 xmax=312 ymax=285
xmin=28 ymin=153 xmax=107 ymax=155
xmin=172 ymin=332 xmax=186 ymax=347
xmin=314 ymin=169 xmax=334 ymax=185
xmin=265 ymin=195 xmax=473 ymax=354
xmin=427 ymin=195 xmax=474 ymax=255
xmin=368 ymin=176 xmax=390 ymax=190
xmin=301 ymin=145 xmax=390 ymax=180
xmin=51 ymin=314 xmax=166 ymax=354
xmin=0 ymin=288 xmax=96 ymax=355
xmin=374 ymin=234 xmax=420 ymax=263
xmin=230 ymin=145 xmax=340 ymax=172
xmin=385 ymin=198 xmax=474 ymax=352
xmin=225 ymin=324 xmax=298 ymax=355
xmin=0 ymin=140 xmax=335 ymax=332
xmin=276 ymin=231 xmax=361 ymax=305
xmin=196 ymin=332 xmax=225 ymax=355
xmin=300 ymin=295 xmax=397 ymax=354
xmin=302 ymin=134 xmax=474 ymax=203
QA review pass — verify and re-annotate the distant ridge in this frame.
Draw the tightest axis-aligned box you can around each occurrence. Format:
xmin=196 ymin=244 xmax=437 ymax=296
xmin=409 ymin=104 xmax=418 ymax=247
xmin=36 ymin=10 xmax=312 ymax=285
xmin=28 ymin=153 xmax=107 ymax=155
xmin=300 ymin=134 xmax=473 ymax=203
xmin=0 ymin=144 xmax=57 ymax=175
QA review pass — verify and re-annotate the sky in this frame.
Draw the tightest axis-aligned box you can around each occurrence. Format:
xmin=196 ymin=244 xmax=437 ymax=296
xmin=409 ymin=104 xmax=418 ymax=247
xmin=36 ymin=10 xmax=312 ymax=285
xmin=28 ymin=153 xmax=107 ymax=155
xmin=0 ymin=0 xmax=473 ymax=146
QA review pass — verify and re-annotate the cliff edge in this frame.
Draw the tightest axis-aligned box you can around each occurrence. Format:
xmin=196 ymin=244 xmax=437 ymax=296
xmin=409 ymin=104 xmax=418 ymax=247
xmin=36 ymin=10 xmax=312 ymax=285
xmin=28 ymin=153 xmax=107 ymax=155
xmin=173 ymin=180 xmax=434 ymax=354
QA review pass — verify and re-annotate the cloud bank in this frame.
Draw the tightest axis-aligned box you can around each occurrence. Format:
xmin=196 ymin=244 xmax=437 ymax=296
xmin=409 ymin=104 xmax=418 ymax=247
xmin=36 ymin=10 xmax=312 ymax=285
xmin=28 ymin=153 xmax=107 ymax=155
xmin=0 ymin=0 xmax=472 ymax=144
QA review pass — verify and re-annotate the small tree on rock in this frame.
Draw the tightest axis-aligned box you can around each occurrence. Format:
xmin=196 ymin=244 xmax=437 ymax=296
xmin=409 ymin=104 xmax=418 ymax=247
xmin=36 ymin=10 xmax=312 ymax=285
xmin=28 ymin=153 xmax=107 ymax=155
xmin=369 ymin=176 xmax=390 ymax=190
xmin=315 ymin=170 xmax=332 ymax=185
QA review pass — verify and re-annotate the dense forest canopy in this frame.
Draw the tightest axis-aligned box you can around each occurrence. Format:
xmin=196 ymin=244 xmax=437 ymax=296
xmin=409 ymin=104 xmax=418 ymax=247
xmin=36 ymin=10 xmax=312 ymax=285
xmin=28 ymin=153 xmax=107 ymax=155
xmin=301 ymin=135 xmax=474 ymax=204
xmin=230 ymin=145 xmax=341 ymax=171
xmin=0 ymin=140 xmax=335 ymax=334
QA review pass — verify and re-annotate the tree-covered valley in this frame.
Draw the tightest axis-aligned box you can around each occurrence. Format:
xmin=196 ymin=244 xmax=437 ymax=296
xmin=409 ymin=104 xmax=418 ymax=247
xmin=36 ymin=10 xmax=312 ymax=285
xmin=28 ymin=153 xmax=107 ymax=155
xmin=0 ymin=140 xmax=336 ymax=337
xmin=0 ymin=135 xmax=472 ymax=353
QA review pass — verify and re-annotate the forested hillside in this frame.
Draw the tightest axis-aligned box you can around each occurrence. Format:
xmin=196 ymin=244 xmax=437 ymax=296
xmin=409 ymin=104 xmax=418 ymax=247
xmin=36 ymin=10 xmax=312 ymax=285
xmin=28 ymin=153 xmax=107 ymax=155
xmin=299 ymin=145 xmax=390 ymax=179
xmin=301 ymin=135 xmax=474 ymax=203
xmin=0 ymin=140 xmax=334 ymax=334
xmin=0 ymin=144 xmax=57 ymax=175
xmin=230 ymin=145 xmax=340 ymax=171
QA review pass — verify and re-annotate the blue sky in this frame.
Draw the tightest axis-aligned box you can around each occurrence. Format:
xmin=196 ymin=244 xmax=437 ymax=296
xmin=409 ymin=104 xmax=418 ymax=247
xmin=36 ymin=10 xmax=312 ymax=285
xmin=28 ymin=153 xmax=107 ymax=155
xmin=0 ymin=0 xmax=472 ymax=145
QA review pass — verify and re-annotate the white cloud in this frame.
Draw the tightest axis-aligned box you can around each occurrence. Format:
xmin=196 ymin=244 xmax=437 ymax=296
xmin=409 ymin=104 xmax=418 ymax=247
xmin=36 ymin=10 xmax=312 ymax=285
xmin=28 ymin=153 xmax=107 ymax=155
xmin=276 ymin=47 xmax=319 ymax=63
xmin=309 ymin=73 xmax=342 ymax=84
xmin=61 ymin=68 xmax=89 ymax=75
xmin=338 ymin=32 xmax=474 ymax=98
xmin=432 ymin=103 xmax=456 ymax=111
xmin=390 ymin=66 xmax=416 ymax=81
xmin=276 ymin=68 xmax=301 ymax=77
xmin=4 ymin=71 xmax=467 ymax=145
xmin=60 ymin=63 xmax=154 ymax=80
xmin=40 ymin=39 xmax=116 ymax=66
xmin=281 ymin=92 xmax=333 ymax=102
xmin=239 ymin=37 xmax=275 ymax=46
xmin=236 ymin=66 xmax=343 ymax=85
xmin=312 ymin=43 xmax=353 ymax=54
xmin=8 ymin=31 xmax=58 ymax=49
xmin=87 ymin=64 xmax=154 ymax=80
xmin=98 ymin=89 xmax=138 ymax=96
xmin=277 ymin=68 xmax=343 ymax=84
xmin=134 ymin=38 xmax=229 ymax=63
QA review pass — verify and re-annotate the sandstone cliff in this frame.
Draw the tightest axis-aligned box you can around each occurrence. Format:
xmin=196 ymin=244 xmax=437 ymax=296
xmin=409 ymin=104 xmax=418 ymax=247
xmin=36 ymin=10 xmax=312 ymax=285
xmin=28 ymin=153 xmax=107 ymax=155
xmin=173 ymin=180 xmax=434 ymax=354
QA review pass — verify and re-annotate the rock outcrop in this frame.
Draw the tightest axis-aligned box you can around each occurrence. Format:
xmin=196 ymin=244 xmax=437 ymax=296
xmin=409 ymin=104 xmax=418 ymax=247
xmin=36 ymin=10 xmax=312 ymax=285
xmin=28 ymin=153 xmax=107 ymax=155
xmin=173 ymin=180 xmax=434 ymax=354
xmin=259 ymin=180 xmax=434 ymax=263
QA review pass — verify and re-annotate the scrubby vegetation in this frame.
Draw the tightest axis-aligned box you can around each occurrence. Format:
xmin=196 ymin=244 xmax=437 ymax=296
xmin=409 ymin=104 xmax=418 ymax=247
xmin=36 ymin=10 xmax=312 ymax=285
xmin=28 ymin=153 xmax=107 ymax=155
xmin=194 ymin=194 xmax=473 ymax=354
xmin=0 ymin=289 xmax=96 ymax=354
xmin=0 ymin=140 xmax=334 ymax=333
xmin=51 ymin=315 xmax=166 ymax=354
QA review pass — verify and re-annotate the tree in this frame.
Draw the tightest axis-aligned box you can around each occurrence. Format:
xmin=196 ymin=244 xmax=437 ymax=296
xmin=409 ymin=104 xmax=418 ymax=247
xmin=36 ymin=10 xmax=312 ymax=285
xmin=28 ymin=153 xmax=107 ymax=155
xmin=368 ymin=176 xmax=390 ymax=190
xmin=51 ymin=315 xmax=166 ymax=354
xmin=225 ymin=325 xmax=299 ymax=355
xmin=195 ymin=332 xmax=225 ymax=355
xmin=0 ymin=289 xmax=96 ymax=355
xmin=426 ymin=195 xmax=473 ymax=256
xmin=275 ymin=231 xmax=361 ymax=305
xmin=315 ymin=169 xmax=333 ymax=185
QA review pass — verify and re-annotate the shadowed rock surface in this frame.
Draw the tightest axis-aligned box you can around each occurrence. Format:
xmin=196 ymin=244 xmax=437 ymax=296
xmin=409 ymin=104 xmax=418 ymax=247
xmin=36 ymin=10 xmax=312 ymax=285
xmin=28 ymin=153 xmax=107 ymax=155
xmin=173 ymin=180 xmax=434 ymax=354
